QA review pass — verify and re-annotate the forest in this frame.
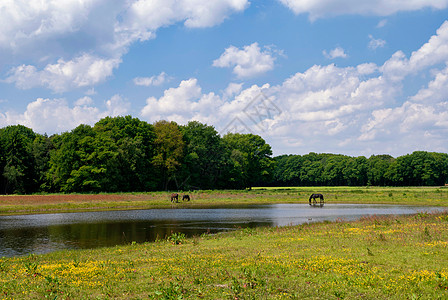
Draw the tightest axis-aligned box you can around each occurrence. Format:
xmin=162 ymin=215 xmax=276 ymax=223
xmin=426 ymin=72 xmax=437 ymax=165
xmin=0 ymin=115 xmax=447 ymax=194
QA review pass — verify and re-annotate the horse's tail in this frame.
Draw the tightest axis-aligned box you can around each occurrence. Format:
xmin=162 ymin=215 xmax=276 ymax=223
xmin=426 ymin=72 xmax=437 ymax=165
xmin=320 ymin=194 xmax=324 ymax=200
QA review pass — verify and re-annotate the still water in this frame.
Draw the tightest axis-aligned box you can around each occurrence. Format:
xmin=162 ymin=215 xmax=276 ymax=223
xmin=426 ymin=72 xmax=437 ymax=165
xmin=0 ymin=204 xmax=445 ymax=257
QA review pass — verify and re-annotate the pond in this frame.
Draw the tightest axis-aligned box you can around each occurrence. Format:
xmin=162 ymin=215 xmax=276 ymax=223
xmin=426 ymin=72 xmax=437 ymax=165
xmin=0 ymin=204 xmax=445 ymax=257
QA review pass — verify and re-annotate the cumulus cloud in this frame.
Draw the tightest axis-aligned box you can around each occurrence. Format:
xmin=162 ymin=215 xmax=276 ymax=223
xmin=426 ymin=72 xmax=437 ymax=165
xmin=323 ymin=47 xmax=348 ymax=59
xmin=5 ymin=54 xmax=121 ymax=93
xmin=0 ymin=95 xmax=129 ymax=134
xmin=148 ymin=20 xmax=447 ymax=155
xmin=140 ymin=78 xmax=222 ymax=124
xmin=223 ymin=82 xmax=244 ymax=100
xmin=381 ymin=20 xmax=448 ymax=81
xmin=0 ymin=0 xmax=96 ymax=48
xmin=133 ymin=72 xmax=170 ymax=87
xmin=279 ymin=0 xmax=448 ymax=20
xmin=137 ymin=19 xmax=448 ymax=156
xmin=122 ymin=0 xmax=248 ymax=35
xmin=2 ymin=4 xmax=448 ymax=156
xmin=1 ymin=0 xmax=250 ymax=92
xmin=411 ymin=65 xmax=448 ymax=104
xmin=368 ymin=34 xmax=386 ymax=50
xmin=213 ymin=43 xmax=279 ymax=79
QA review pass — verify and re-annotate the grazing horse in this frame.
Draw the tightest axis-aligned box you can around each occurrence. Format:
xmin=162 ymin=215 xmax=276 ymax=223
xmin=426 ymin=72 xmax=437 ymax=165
xmin=182 ymin=194 xmax=190 ymax=201
xmin=170 ymin=193 xmax=179 ymax=203
xmin=309 ymin=193 xmax=324 ymax=207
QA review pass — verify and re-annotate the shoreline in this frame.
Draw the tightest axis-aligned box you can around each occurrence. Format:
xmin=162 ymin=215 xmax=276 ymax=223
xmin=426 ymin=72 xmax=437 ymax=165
xmin=1 ymin=186 xmax=447 ymax=215
xmin=1 ymin=210 xmax=447 ymax=299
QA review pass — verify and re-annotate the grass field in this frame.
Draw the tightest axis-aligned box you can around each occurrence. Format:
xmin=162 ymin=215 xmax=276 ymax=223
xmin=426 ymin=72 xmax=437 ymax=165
xmin=1 ymin=186 xmax=447 ymax=215
xmin=1 ymin=187 xmax=447 ymax=299
xmin=0 ymin=211 xmax=447 ymax=299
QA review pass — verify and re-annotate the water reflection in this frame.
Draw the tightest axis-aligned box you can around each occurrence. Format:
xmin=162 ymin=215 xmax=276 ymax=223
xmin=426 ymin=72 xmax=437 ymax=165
xmin=0 ymin=204 xmax=445 ymax=257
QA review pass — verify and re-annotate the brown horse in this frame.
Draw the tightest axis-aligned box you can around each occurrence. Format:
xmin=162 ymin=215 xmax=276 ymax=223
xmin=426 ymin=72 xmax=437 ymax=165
xmin=170 ymin=193 xmax=179 ymax=203
xmin=309 ymin=193 xmax=324 ymax=207
xmin=182 ymin=194 xmax=190 ymax=201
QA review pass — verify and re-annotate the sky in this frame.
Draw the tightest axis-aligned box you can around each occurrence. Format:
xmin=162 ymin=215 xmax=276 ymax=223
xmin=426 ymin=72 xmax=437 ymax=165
xmin=1 ymin=0 xmax=448 ymax=157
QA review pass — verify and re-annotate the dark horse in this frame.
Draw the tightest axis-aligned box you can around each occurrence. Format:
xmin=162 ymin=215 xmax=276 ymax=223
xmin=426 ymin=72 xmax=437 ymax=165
xmin=170 ymin=193 xmax=179 ymax=203
xmin=182 ymin=194 xmax=190 ymax=201
xmin=309 ymin=193 xmax=324 ymax=207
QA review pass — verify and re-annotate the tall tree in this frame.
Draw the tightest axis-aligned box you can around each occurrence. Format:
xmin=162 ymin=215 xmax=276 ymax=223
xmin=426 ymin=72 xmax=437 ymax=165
xmin=32 ymin=134 xmax=54 ymax=191
xmin=0 ymin=125 xmax=38 ymax=194
xmin=46 ymin=124 xmax=97 ymax=192
xmin=180 ymin=121 xmax=225 ymax=189
xmin=93 ymin=116 xmax=157 ymax=191
xmin=368 ymin=155 xmax=394 ymax=186
xmin=222 ymin=133 xmax=274 ymax=189
xmin=152 ymin=121 xmax=185 ymax=190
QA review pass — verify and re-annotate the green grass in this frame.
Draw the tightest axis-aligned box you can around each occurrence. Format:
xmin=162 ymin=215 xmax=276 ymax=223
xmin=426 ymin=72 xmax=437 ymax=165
xmin=1 ymin=186 xmax=447 ymax=215
xmin=1 ymin=211 xmax=447 ymax=299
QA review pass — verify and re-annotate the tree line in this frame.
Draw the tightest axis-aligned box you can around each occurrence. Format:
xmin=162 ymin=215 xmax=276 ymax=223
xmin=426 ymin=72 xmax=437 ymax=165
xmin=1 ymin=116 xmax=447 ymax=194
xmin=0 ymin=116 xmax=274 ymax=194
xmin=272 ymin=152 xmax=448 ymax=187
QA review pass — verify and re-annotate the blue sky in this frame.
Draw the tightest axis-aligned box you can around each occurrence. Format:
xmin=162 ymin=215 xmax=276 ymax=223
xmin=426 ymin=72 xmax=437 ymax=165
xmin=1 ymin=0 xmax=448 ymax=157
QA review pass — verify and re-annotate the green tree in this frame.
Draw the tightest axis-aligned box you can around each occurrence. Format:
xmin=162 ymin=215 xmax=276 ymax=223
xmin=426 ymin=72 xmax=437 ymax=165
xmin=368 ymin=155 xmax=394 ymax=186
xmin=343 ymin=156 xmax=368 ymax=186
xmin=272 ymin=155 xmax=303 ymax=186
xmin=46 ymin=124 xmax=97 ymax=192
xmin=222 ymin=133 xmax=274 ymax=189
xmin=299 ymin=153 xmax=326 ymax=186
xmin=93 ymin=116 xmax=157 ymax=191
xmin=322 ymin=155 xmax=347 ymax=186
xmin=180 ymin=121 xmax=225 ymax=189
xmin=32 ymin=134 xmax=54 ymax=191
xmin=152 ymin=120 xmax=185 ymax=190
xmin=0 ymin=125 xmax=38 ymax=194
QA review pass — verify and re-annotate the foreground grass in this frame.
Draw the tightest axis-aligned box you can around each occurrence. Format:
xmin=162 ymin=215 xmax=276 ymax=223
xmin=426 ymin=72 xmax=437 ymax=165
xmin=1 ymin=186 xmax=447 ymax=215
xmin=1 ymin=211 xmax=447 ymax=299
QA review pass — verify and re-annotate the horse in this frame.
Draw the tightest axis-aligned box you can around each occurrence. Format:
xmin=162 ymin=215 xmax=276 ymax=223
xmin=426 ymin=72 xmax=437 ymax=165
xmin=182 ymin=194 xmax=190 ymax=201
xmin=309 ymin=193 xmax=324 ymax=207
xmin=170 ymin=193 xmax=179 ymax=203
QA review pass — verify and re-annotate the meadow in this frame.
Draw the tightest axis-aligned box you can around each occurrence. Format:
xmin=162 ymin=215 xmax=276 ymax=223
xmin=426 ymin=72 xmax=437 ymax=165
xmin=0 ymin=210 xmax=447 ymax=299
xmin=0 ymin=187 xmax=447 ymax=299
xmin=1 ymin=186 xmax=447 ymax=215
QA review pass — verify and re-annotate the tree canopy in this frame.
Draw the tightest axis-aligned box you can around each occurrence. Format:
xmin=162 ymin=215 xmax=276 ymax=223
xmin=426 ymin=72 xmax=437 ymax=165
xmin=0 ymin=117 xmax=447 ymax=194
xmin=271 ymin=152 xmax=448 ymax=187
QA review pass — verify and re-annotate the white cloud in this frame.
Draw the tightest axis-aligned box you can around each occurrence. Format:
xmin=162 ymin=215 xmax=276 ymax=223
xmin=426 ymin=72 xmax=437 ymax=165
xmin=133 ymin=72 xmax=170 ymax=87
xmin=0 ymin=95 xmax=129 ymax=134
xmin=213 ymin=43 xmax=278 ymax=79
xmin=2 ymin=7 xmax=448 ymax=156
xmin=411 ymin=65 xmax=448 ymax=104
xmin=377 ymin=19 xmax=387 ymax=28
xmin=75 ymin=96 xmax=94 ymax=106
xmin=323 ymin=47 xmax=348 ymax=59
xmin=1 ymin=0 xmax=250 ymax=92
xmin=381 ymin=20 xmax=448 ymax=81
xmin=141 ymin=78 xmax=222 ymax=124
xmin=368 ymin=34 xmax=386 ymax=50
xmin=359 ymin=101 xmax=448 ymax=150
xmin=0 ymin=0 xmax=96 ymax=48
xmin=5 ymin=54 xmax=121 ymax=93
xmin=123 ymin=0 xmax=248 ymax=34
xmin=223 ymin=82 xmax=244 ymax=100
xmin=408 ymin=20 xmax=448 ymax=70
xmin=279 ymin=0 xmax=448 ymax=20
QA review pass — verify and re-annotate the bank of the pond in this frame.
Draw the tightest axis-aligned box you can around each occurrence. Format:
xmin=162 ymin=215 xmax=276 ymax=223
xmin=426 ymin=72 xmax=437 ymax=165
xmin=1 ymin=186 xmax=447 ymax=215
xmin=0 ymin=211 xmax=447 ymax=299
